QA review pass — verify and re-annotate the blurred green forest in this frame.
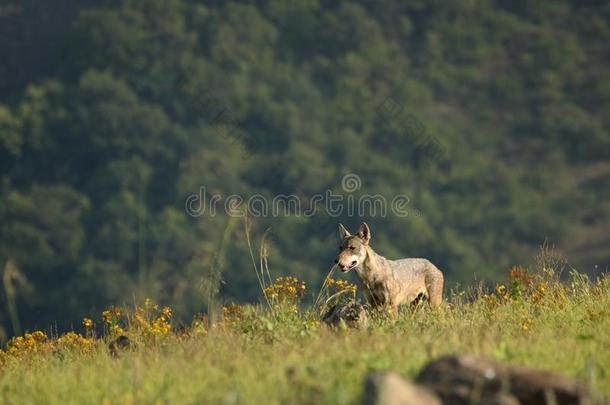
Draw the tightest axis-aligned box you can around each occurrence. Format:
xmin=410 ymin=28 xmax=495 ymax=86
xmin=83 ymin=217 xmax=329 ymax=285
xmin=0 ymin=0 xmax=609 ymax=340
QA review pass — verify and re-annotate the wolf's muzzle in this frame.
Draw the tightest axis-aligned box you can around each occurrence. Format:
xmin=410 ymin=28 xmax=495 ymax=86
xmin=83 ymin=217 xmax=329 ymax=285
xmin=335 ymin=260 xmax=357 ymax=272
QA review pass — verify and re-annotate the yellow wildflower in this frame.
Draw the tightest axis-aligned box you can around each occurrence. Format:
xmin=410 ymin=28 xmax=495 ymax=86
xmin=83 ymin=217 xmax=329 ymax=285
xmin=521 ymin=317 xmax=533 ymax=332
xmin=223 ymin=303 xmax=243 ymax=324
xmin=495 ymin=284 xmax=511 ymax=302
xmin=264 ymin=276 xmax=306 ymax=303
xmin=326 ymin=278 xmax=358 ymax=301
xmin=161 ymin=307 xmax=172 ymax=319
xmin=82 ymin=318 xmax=94 ymax=330
xmin=31 ymin=331 xmax=47 ymax=342
xmin=102 ymin=310 xmax=112 ymax=324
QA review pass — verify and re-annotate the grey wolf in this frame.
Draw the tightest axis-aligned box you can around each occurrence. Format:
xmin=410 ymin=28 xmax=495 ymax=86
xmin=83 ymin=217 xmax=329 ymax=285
xmin=334 ymin=223 xmax=444 ymax=311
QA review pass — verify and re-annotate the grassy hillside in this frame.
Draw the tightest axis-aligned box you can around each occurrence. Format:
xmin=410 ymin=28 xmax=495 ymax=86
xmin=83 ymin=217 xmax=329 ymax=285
xmin=1 ymin=262 xmax=609 ymax=404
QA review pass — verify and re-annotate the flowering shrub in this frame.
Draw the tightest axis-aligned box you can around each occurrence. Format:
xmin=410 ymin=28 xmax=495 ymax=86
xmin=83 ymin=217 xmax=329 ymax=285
xmin=56 ymin=332 xmax=95 ymax=354
xmin=222 ymin=303 xmax=243 ymax=326
xmin=264 ymin=276 xmax=306 ymax=303
xmin=6 ymin=331 xmax=49 ymax=357
xmin=2 ymin=330 xmax=95 ymax=360
xmin=129 ymin=299 xmax=173 ymax=338
xmin=483 ymin=266 xmax=554 ymax=311
xmin=320 ymin=277 xmax=358 ymax=312
xmin=263 ymin=276 xmax=307 ymax=317
xmin=325 ymin=278 xmax=357 ymax=298
xmin=102 ymin=306 xmax=125 ymax=336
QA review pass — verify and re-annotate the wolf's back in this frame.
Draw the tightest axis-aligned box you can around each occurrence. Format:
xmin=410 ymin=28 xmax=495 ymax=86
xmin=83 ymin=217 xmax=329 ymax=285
xmin=390 ymin=258 xmax=444 ymax=304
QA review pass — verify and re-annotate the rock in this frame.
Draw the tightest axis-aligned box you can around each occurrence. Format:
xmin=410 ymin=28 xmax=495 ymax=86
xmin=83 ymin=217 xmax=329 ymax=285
xmin=108 ymin=334 xmax=131 ymax=357
xmin=321 ymin=299 xmax=369 ymax=328
xmin=364 ymin=371 xmax=441 ymax=405
xmin=415 ymin=355 xmax=589 ymax=405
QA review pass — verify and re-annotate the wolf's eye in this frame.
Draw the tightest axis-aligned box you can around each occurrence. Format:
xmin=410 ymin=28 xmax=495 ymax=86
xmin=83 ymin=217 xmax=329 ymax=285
xmin=349 ymin=246 xmax=355 ymax=251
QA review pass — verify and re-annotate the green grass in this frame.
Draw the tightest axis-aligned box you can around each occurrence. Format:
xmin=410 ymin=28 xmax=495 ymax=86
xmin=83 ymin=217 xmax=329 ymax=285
xmin=1 ymin=269 xmax=609 ymax=404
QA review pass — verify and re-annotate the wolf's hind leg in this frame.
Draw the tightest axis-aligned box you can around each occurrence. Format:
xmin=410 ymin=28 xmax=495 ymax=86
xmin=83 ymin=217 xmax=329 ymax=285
xmin=410 ymin=292 xmax=428 ymax=310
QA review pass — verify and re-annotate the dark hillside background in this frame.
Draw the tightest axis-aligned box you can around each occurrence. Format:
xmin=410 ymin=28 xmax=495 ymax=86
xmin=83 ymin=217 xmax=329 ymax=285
xmin=1 ymin=0 xmax=609 ymax=340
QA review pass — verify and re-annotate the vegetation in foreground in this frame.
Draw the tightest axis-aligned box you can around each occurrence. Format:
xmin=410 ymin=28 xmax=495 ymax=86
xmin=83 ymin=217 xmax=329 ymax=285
xmin=1 ymin=264 xmax=609 ymax=404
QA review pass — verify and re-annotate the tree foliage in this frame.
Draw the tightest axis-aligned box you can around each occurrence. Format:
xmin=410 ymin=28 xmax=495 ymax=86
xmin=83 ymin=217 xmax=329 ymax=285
xmin=0 ymin=0 xmax=608 ymax=339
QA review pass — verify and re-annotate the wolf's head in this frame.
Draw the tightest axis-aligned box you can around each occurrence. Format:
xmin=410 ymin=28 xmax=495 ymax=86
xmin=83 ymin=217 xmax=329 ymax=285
xmin=334 ymin=222 xmax=371 ymax=272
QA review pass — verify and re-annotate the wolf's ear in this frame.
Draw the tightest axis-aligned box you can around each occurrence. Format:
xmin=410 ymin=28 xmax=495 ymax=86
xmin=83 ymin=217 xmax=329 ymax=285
xmin=338 ymin=223 xmax=351 ymax=240
xmin=357 ymin=222 xmax=371 ymax=244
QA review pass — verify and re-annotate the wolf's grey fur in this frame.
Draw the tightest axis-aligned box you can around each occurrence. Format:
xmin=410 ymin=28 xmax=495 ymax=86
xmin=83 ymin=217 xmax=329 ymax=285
xmin=335 ymin=223 xmax=444 ymax=311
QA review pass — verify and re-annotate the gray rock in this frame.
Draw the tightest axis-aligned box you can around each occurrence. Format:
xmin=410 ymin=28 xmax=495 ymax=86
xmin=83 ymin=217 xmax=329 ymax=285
xmin=108 ymin=334 xmax=131 ymax=357
xmin=416 ymin=355 xmax=590 ymax=405
xmin=321 ymin=299 xmax=369 ymax=328
xmin=364 ymin=371 xmax=441 ymax=405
